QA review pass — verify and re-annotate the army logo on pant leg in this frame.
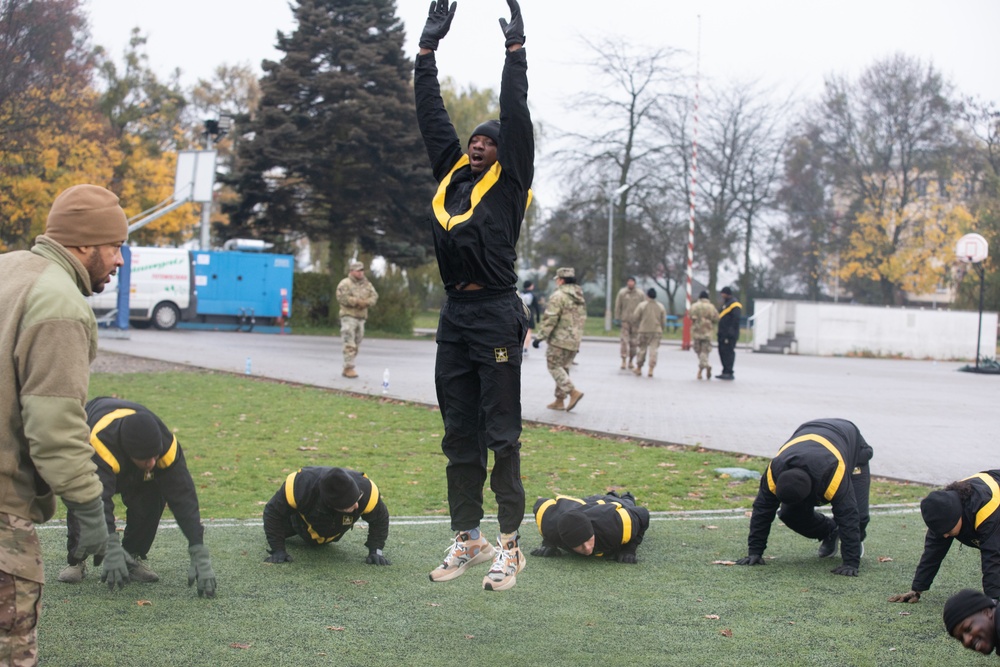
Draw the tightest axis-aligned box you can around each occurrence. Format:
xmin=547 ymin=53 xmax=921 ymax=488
xmin=494 ymin=348 xmax=509 ymax=363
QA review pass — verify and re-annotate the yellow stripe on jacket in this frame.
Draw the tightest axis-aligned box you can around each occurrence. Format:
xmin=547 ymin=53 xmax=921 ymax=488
xmin=766 ymin=434 xmax=846 ymax=502
xmin=964 ymin=473 xmax=1000 ymax=530
xmin=431 ymin=156 xmax=532 ymax=231
xmin=89 ymin=408 xmax=137 ymax=474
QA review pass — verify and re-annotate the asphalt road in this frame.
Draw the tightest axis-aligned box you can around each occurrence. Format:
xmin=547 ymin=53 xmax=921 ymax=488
xmin=96 ymin=328 xmax=997 ymax=486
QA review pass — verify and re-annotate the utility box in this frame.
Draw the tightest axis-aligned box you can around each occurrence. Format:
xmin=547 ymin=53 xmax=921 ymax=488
xmin=190 ymin=250 xmax=294 ymax=329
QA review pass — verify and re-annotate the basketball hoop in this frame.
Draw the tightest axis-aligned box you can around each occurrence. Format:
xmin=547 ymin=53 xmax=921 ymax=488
xmin=956 ymin=233 xmax=989 ymax=264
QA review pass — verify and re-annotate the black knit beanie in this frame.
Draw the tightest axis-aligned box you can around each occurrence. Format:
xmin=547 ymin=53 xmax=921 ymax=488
xmin=469 ymin=119 xmax=500 ymax=146
xmin=119 ymin=411 xmax=165 ymax=460
xmin=943 ymin=589 xmax=995 ymax=634
xmin=320 ymin=468 xmax=360 ymax=511
xmin=921 ymin=490 xmax=963 ymax=536
xmin=557 ymin=509 xmax=594 ymax=548
xmin=775 ymin=469 xmax=812 ymax=504
xmin=646 ymin=288 xmax=656 ymax=299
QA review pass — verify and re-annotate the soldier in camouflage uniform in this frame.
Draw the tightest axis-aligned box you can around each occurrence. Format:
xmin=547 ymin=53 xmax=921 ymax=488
xmin=533 ymin=267 xmax=587 ymax=411
xmin=632 ymin=288 xmax=667 ymax=377
xmin=0 ymin=185 xmax=127 ymax=664
xmin=336 ymin=260 xmax=379 ymax=379
xmin=690 ymin=290 xmax=719 ymax=380
xmin=614 ymin=277 xmax=644 ymax=370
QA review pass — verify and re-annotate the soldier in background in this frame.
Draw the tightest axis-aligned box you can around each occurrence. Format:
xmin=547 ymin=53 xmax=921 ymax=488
xmin=716 ymin=286 xmax=742 ymax=380
xmin=614 ymin=276 xmax=644 ymax=370
xmin=632 ymin=288 xmax=666 ymax=378
xmin=690 ymin=290 xmax=720 ymax=380
xmin=533 ymin=267 xmax=586 ymax=411
xmin=336 ymin=260 xmax=379 ymax=379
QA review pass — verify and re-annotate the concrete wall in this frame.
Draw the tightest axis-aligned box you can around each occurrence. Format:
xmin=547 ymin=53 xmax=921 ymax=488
xmin=752 ymin=299 xmax=998 ymax=360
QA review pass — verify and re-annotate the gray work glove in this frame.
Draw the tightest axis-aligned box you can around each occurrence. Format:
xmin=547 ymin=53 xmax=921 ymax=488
xmin=616 ymin=551 xmax=638 ymax=564
xmin=365 ymin=548 xmax=391 ymax=566
xmin=831 ymin=564 xmax=859 ymax=577
xmin=887 ymin=590 xmax=921 ymax=603
xmin=65 ymin=497 xmax=109 ymax=560
xmin=100 ymin=533 xmax=130 ymax=591
xmin=530 ymin=546 xmax=562 ymax=558
xmin=736 ymin=554 xmax=766 ymax=566
xmin=498 ymin=0 xmax=525 ymax=47
xmin=419 ymin=0 xmax=457 ymax=51
xmin=188 ymin=544 xmax=217 ymax=598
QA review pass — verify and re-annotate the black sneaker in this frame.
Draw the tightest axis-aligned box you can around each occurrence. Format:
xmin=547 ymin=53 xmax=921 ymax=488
xmin=817 ymin=528 xmax=839 ymax=558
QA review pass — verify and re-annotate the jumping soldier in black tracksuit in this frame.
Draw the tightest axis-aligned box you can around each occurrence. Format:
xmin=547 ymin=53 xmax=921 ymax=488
xmin=262 ymin=466 xmax=390 ymax=566
xmin=716 ymin=286 xmax=741 ymax=380
xmin=531 ymin=492 xmax=651 ymax=563
xmin=416 ymin=0 xmax=533 ymax=592
xmin=737 ymin=418 xmax=873 ymax=576
xmin=59 ymin=397 xmax=216 ymax=597
xmin=889 ymin=470 xmax=1000 ymax=604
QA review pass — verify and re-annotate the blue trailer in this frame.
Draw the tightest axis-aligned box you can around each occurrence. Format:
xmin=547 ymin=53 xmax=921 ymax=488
xmin=186 ymin=249 xmax=294 ymax=332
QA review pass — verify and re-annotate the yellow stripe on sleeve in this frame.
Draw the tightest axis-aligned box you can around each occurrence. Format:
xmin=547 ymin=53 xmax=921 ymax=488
xmin=431 ymin=157 xmax=532 ymax=231
xmin=284 ymin=471 xmax=299 ymax=509
xmin=156 ymin=435 xmax=178 ymax=469
xmin=616 ymin=506 xmax=633 ymax=545
xmin=362 ymin=480 xmax=380 ymax=514
xmin=535 ymin=498 xmax=556 ymax=534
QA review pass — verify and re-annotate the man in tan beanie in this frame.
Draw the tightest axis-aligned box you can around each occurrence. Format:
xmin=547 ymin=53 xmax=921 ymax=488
xmin=335 ymin=260 xmax=378 ymax=378
xmin=0 ymin=184 xmax=128 ymax=662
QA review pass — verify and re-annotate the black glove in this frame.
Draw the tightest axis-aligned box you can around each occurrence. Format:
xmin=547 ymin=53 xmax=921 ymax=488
xmin=498 ymin=0 xmax=525 ymax=48
xmin=616 ymin=551 xmax=638 ymax=564
xmin=531 ymin=339 xmax=540 ymax=349
xmin=365 ymin=549 xmax=391 ymax=566
xmin=887 ymin=590 xmax=921 ymax=603
xmin=65 ymin=497 xmax=109 ymax=560
xmin=100 ymin=534 xmax=130 ymax=591
xmin=264 ymin=549 xmax=292 ymax=564
xmin=419 ymin=0 xmax=457 ymax=51
xmin=736 ymin=554 xmax=766 ymax=566
xmin=188 ymin=544 xmax=217 ymax=598
xmin=831 ymin=564 xmax=858 ymax=577
xmin=530 ymin=546 xmax=562 ymax=558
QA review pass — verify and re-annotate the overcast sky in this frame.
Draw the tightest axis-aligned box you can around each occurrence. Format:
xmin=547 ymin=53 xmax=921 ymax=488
xmin=86 ymin=0 xmax=1000 ymax=204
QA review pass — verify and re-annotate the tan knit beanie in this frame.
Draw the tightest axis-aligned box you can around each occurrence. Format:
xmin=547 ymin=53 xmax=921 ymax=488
xmin=45 ymin=184 xmax=128 ymax=247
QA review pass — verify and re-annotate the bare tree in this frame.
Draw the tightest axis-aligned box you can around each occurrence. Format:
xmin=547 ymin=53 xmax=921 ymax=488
xmin=657 ymin=79 xmax=787 ymax=302
xmin=549 ymin=39 xmax=685 ymax=287
xmin=813 ymin=54 xmax=957 ymax=304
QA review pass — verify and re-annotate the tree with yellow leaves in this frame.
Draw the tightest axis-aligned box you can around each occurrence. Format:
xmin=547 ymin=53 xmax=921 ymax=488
xmin=836 ymin=179 xmax=974 ymax=303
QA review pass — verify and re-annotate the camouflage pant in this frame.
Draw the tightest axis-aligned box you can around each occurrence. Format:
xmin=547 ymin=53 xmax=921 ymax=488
xmin=635 ymin=332 xmax=662 ymax=369
xmin=340 ymin=316 xmax=366 ymax=369
xmin=693 ymin=338 xmax=713 ymax=369
xmin=546 ymin=346 xmax=578 ymax=399
xmin=0 ymin=571 xmax=41 ymax=667
xmin=619 ymin=321 xmax=639 ymax=359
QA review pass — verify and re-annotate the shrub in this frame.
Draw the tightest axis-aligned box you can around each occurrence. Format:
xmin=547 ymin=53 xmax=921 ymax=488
xmin=367 ymin=265 xmax=419 ymax=334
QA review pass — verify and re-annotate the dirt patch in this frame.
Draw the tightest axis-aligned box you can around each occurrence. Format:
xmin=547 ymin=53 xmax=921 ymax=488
xmin=91 ymin=351 xmax=197 ymax=374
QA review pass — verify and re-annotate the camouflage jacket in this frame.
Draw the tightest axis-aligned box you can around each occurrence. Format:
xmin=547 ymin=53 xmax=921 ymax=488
xmin=336 ymin=275 xmax=379 ymax=320
xmin=633 ymin=298 xmax=666 ymax=334
xmin=536 ymin=284 xmax=586 ymax=351
xmin=690 ymin=298 xmax=720 ymax=340
xmin=614 ymin=286 xmax=644 ymax=324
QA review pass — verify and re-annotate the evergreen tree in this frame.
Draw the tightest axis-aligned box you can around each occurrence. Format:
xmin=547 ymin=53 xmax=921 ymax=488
xmin=226 ymin=0 xmax=432 ymax=273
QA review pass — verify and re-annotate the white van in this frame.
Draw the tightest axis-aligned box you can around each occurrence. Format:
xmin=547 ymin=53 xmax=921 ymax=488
xmin=88 ymin=247 xmax=196 ymax=330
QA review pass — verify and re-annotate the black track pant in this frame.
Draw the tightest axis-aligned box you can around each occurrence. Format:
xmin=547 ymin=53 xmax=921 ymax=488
xmin=436 ymin=290 xmax=527 ymax=535
xmin=717 ymin=337 xmax=736 ymax=376
xmin=66 ymin=484 xmax=166 ymax=564
xmin=777 ymin=466 xmax=871 ymax=543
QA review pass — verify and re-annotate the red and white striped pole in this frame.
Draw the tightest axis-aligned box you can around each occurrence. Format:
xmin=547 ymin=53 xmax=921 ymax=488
xmin=682 ymin=15 xmax=701 ymax=351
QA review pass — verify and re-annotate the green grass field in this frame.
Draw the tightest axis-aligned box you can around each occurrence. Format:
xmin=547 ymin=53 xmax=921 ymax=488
xmin=32 ymin=369 xmax=982 ymax=666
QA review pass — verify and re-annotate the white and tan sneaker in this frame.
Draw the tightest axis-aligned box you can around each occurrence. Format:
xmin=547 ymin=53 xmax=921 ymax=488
xmin=429 ymin=531 xmax=495 ymax=582
xmin=482 ymin=532 xmax=526 ymax=591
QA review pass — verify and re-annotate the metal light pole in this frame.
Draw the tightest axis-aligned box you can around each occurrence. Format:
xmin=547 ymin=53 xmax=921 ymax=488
xmin=604 ymin=183 xmax=632 ymax=331
xmin=198 ymin=116 xmax=233 ymax=250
